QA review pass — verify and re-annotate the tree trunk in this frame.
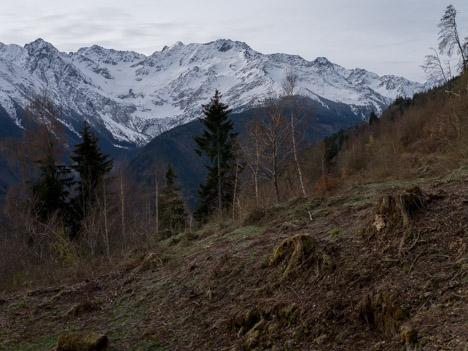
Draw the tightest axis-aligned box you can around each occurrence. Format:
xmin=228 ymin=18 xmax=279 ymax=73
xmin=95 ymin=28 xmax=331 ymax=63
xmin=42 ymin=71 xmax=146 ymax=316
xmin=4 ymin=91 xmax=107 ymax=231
xmin=232 ymin=157 xmax=239 ymax=220
xmin=321 ymin=143 xmax=327 ymax=176
xmin=102 ymin=182 xmax=110 ymax=259
xmin=454 ymin=26 xmax=467 ymax=70
xmin=120 ymin=171 xmax=125 ymax=240
xmin=283 ymin=68 xmax=306 ymax=197
xmin=291 ymin=112 xmax=306 ymax=197
xmin=155 ymin=170 xmax=159 ymax=234
xmin=273 ymin=140 xmax=280 ymax=203
xmin=254 ymin=172 xmax=259 ymax=207
xmin=254 ymin=139 xmax=260 ymax=207
xmin=273 ymin=172 xmax=280 ymax=203
xmin=217 ymin=140 xmax=222 ymax=213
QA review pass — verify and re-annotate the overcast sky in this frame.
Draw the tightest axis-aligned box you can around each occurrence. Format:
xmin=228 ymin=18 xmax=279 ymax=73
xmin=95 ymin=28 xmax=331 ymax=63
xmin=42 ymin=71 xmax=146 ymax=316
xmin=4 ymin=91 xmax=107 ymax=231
xmin=1 ymin=0 xmax=468 ymax=82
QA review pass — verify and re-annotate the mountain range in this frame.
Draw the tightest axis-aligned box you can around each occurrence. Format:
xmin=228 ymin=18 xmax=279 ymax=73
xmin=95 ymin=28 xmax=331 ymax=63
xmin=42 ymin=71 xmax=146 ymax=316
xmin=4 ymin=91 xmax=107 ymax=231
xmin=0 ymin=38 xmax=427 ymax=150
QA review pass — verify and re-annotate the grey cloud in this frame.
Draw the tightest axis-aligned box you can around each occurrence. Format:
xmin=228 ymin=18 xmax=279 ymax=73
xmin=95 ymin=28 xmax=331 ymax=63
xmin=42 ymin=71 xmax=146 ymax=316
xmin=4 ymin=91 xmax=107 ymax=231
xmin=1 ymin=0 xmax=468 ymax=81
xmin=378 ymin=60 xmax=413 ymax=65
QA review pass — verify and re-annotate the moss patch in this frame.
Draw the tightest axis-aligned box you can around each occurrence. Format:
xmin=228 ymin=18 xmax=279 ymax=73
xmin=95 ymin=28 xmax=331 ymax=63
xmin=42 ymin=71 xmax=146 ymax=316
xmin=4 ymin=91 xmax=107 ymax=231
xmin=269 ymin=234 xmax=318 ymax=279
xmin=359 ymin=292 xmax=409 ymax=336
xmin=56 ymin=332 xmax=108 ymax=351
xmin=225 ymin=226 xmax=263 ymax=240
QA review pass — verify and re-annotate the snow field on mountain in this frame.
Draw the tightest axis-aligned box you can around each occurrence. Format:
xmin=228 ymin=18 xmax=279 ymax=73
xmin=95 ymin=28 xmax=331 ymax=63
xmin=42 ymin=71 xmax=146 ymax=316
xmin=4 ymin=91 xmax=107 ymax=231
xmin=0 ymin=38 xmax=425 ymax=146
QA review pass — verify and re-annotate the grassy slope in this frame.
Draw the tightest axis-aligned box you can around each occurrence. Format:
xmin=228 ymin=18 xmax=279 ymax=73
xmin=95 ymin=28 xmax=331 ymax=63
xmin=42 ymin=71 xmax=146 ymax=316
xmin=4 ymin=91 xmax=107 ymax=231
xmin=1 ymin=168 xmax=467 ymax=350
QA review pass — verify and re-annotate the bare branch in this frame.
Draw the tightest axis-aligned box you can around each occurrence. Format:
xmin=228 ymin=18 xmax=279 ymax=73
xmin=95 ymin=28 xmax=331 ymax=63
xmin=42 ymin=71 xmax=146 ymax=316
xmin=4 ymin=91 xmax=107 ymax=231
xmin=421 ymin=47 xmax=449 ymax=83
xmin=438 ymin=4 xmax=467 ymax=69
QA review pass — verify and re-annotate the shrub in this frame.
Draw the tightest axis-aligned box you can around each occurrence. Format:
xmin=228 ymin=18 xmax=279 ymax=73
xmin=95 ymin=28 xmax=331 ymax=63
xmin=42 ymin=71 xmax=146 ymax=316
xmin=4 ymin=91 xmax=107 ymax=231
xmin=314 ymin=175 xmax=341 ymax=196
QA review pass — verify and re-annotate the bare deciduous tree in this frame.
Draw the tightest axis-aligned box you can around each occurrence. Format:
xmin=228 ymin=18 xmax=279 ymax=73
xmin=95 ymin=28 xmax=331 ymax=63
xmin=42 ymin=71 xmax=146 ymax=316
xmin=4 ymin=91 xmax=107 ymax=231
xmin=242 ymin=121 xmax=262 ymax=207
xmin=282 ymin=67 xmax=307 ymax=197
xmin=421 ymin=47 xmax=450 ymax=84
xmin=253 ymin=93 xmax=291 ymax=203
xmin=438 ymin=4 xmax=467 ymax=70
xmin=229 ymin=143 xmax=245 ymax=220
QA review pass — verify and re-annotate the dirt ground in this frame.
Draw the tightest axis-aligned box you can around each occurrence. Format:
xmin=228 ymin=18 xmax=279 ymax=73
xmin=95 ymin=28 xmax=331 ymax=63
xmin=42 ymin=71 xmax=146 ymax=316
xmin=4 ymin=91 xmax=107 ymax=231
xmin=1 ymin=171 xmax=467 ymax=350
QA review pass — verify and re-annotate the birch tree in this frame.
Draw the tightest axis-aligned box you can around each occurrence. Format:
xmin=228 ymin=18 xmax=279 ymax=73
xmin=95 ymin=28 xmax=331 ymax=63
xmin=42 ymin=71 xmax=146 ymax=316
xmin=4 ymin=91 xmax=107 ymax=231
xmin=282 ymin=68 xmax=307 ymax=197
xmin=254 ymin=94 xmax=291 ymax=203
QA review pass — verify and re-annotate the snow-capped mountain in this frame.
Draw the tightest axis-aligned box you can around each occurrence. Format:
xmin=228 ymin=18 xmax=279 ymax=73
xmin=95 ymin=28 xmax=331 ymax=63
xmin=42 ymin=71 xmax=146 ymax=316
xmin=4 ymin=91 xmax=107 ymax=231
xmin=0 ymin=38 xmax=425 ymax=147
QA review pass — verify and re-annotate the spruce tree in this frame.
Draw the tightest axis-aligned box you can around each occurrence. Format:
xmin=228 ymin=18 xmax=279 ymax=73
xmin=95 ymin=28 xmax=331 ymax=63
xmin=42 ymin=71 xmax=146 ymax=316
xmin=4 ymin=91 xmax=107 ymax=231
xmin=71 ymin=121 xmax=113 ymax=213
xmin=321 ymin=136 xmax=336 ymax=175
xmin=30 ymin=163 xmax=72 ymax=220
xmin=193 ymin=90 xmax=238 ymax=222
xmin=368 ymin=111 xmax=379 ymax=125
xmin=159 ymin=164 xmax=187 ymax=233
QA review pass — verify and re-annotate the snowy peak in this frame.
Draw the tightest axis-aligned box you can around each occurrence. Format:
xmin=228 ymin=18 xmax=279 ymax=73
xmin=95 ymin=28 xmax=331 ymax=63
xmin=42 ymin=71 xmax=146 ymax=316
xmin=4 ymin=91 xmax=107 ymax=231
xmin=25 ymin=38 xmax=58 ymax=54
xmin=313 ymin=56 xmax=332 ymax=66
xmin=208 ymin=39 xmax=253 ymax=52
xmin=0 ymin=38 xmax=425 ymax=148
xmin=76 ymin=45 xmax=145 ymax=65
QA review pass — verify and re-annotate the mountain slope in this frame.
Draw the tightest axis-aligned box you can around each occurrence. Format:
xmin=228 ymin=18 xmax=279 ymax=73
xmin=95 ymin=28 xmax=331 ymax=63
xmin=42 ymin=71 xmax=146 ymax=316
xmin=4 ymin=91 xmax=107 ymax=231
xmin=0 ymin=38 xmax=425 ymax=148
xmin=129 ymin=96 xmax=363 ymax=208
xmin=1 ymin=173 xmax=466 ymax=350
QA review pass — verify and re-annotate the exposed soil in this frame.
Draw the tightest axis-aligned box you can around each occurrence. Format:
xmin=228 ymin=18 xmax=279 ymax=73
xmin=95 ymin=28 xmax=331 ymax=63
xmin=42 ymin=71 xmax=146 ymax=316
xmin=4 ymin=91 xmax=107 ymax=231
xmin=1 ymin=171 xmax=467 ymax=350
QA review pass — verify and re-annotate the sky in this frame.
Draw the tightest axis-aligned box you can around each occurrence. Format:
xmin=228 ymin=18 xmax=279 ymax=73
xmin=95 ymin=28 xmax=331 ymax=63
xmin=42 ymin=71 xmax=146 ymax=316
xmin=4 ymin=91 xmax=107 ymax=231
xmin=1 ymin=0 xmax=468 ymax=82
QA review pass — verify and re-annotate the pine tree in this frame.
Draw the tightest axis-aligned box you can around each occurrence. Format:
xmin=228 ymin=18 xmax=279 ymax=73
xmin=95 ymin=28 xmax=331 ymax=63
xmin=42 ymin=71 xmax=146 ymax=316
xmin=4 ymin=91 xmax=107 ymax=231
xmin=193 ymin=90 xmax=238 ymax=222
xmin=159 ymin=164 xmax=187 ymax=233
xmin=30 ymin=163 xmax=72 ymax=220
xmin=71 ymin=121 xmax=113 ymax=213
xmin=368 ymin=111 xmax=379 ymax=125
xmin=321 ymin=136 xmax=335 ymax=175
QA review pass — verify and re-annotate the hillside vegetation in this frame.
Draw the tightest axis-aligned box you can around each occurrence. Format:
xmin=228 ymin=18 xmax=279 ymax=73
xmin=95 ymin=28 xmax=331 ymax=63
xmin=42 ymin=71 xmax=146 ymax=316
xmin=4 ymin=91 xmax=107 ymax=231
xmin=0 ymin=171 xmax=467 ymax=350
xmin=0 ymin=67 xmax=467 ymax=350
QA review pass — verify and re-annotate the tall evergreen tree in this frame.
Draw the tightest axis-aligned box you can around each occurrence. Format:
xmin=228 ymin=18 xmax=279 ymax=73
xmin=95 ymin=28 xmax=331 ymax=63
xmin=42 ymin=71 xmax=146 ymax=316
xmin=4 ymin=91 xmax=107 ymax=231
xmin=368 ymin=111 xmax=379 ymax=125
xmin=159 ymin=164 xmax=187 ymax=233
xmin=71 ymin=121 xmax=113 ymax=213
xmin=30 ymin=163 xmax=72 ymax=220
xmin=193 ymin=90 xmax=238 ymax=222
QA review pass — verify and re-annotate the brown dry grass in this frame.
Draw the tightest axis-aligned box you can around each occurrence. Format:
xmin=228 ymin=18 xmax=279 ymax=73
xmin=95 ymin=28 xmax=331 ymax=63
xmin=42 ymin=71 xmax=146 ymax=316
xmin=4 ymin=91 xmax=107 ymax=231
xmin=0 ymin=170 xmax=467 ymax=350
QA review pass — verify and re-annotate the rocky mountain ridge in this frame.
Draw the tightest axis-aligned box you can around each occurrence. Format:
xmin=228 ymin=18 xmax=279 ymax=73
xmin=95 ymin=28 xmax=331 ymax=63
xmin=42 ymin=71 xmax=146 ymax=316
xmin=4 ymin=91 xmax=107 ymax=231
xmin=0 ymin=38 xmax=426 ymax=147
